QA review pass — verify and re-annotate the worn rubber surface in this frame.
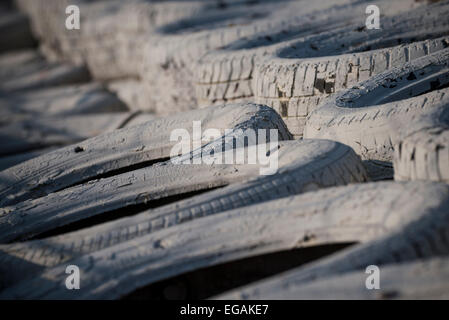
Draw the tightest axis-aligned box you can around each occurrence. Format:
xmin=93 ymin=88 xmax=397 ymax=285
xmin=141 ymin=0 xmax=373 ymax=114
xmin=0 ymin=138 xmax=367 ymax=287
xmin=17 ymin=0 xmax=280 ymax=80
xmin=120 ymin=112 xmax=157 ymax=128
xmin=0 ymin=147 xmax=57 ymax=172
xmin=15 ymin=0 xmax=125 ymax=78
xmin=0 ymin=49 xmax=40 ymax=80
xmin=0 ymin=162 xmax=255 ymax=244
xmin=305 ymin=49 xmax=449 ymax=180
xmin=217 ymin=183 xmax=449 ymax=299
xmin=195 ymin=0 xmax=422 ymax=108
xmin=0 ymin=50 xmax=90 ymax=93
xmin=0 ymin=133 xmax=320 ymax=243
xmin=3 ymin=0 xmax=447 ymax=300
xmin=106 ymin=79 xmax=147 ymax=112
xmin=0 ymin=83 xmax=127 ymax=125
xmin=394 ymin=100 xmax=449 ymax=183
xmin=254 ymin=2 xmax=449 ymax=136
xmin=0 ymin=112 xmax=136 ymax=157
xmin=1 ymin=181 xmax=447 ymax=298
xmin=0 ymin=103 xmax=291 ymax=207
xmin=15 ymin=0 xmax=151 ymax=78
xmin=45 ymin=0 xmax=156 ymax=80
xmin=217 ymin=257 xmax=449 ymax=299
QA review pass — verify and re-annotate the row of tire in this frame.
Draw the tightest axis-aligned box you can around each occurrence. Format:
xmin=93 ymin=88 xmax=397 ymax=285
xmin=0 ymin=0 xmax=448 ymax=299
xmin=16 ymin=0 xmax=449 ymax=133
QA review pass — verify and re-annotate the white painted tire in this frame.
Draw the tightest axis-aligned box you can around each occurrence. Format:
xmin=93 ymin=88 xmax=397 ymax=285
xmin=0 ymin=147 xmax=57 ymax=172
xmin=253 ymin=1 xmax=449 ymax=136
xmin=1 ymin=181 xmax=447 ymax=298
xmin=216 ymin=257 xmax=449 ymax=299
xmin=394 ymin=102 xmax=449 ymax=183
xmin=0 ymin=50 xmax=90 ymax=93
xmin=0 ymin=103 xmax=291 ymax=207
xmin=0 ymin=83 xmax=127 ymax=125
xmin=140 ymin=0 xmax=364 ymax=114
xmin=212 ymin=182 xmax=449 ymax=299
xmin=305 ymin=49 xmax=449 ymax=180
xmin=0 ymin=138 xmax=367 ymax=279
xmin=16 ymin=0 xmax=280 ymax=80
xmin=195 ymin=0 xmax=424 ymax=109
xmin=0 ymin=112 xmax=136 ymax=157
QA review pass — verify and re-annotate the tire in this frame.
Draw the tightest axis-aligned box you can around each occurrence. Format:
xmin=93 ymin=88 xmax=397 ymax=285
xmin=0 ymin=49 xmax=41 ymax=81
xmin=0 ymin=103 xmax=291 ymax=207
xmin=0 ymin=52 xmax=90 ymax=93
xmin=140 ymin=0 xmax=357 ymax=114
xmin=254 ymin=1 xmax=449 ymax=137
xmin=304 ymin=49 xmax=449 ymax=180
xmin=55 ymin=0 xmax=151 ymax=80
xmin=121 ymin=112 xmax=158 ymax=128
xmin=217 ymin=257 xmax=449 ymax=299
xmin=16 ymin=0 xmax=149 ymax=79
xmin=195 ymin=0 xmax=422 ymax=108
xmin=394 ymin=104 xmax=449 ymax=183
xmin=0 ymin=138 xmax=366 ymax=243
xmin=0 ymin=121 xmax=298 ymax=243
xmin=1 ymin=181 xmax=447 ymax=298
xmin=106 ymin=79 xmax=148 ymax=112
xmin=16 ymin=0 xmax=269 ymax=80
xmin=0 ymin=139 xmax=367 ymax=289
xmin=0 ymin=147 xmax=57 ymax=172
xmin=15 ymin=0 xmax=86 ymax=41
xmin=215 ymin=184 xmax=449 ymax=300
xmin=0 ymin=83 xmax=127 ymax=125
xmin=0 ymin=112 xmax=136 ymax=156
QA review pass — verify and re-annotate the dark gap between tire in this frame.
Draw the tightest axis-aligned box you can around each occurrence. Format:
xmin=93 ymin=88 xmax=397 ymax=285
xmin=363 ymin=160 xmax=394 ymax=181
xmin=28 ymin=185 xmax=224 ymax=241
xmin=123 ymin=242 xmax=355 ymax=300
xmin=0 ymin=142 xmax=66 ymax=158
xmin=55 ymin=157 xmax=171 ymax=192
xmin=413 ymin=79 xmax=449 ymax=97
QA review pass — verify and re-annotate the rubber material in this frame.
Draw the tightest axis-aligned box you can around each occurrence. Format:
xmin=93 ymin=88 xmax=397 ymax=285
xmin=305 ymin=49 xmax=449 ymax=180
xmin=1 ymin=181 xmax=447 ymax=298
xmin=0 ymin=103 xmax=291 ymax=207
